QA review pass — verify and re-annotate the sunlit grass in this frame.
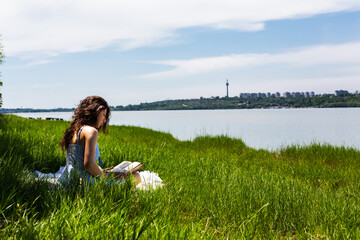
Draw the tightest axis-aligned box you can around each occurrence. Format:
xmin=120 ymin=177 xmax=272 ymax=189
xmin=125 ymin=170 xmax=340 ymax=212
xmin=1 ymin=114 xmax=359 ymax=239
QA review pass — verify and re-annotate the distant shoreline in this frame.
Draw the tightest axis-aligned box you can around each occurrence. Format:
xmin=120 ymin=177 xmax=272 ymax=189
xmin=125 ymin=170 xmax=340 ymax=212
xmin=0 ymin=108 xmax=75 ymax=114
xmin=2 ymin=106 xmax=360 ymax=114
xmin=2 ymin=93 xmax=360 ymax=113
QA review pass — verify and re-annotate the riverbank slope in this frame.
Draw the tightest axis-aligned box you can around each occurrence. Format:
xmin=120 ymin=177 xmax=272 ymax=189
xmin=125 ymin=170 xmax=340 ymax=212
xmin=1 ymin=114 xmax=359 ymax=238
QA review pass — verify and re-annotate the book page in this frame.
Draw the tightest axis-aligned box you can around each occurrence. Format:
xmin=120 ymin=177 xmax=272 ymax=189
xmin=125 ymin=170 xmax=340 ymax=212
xmin=109 ymin=161 xmax=131 ymax=173
xmin=109 ymin=161 xmax=143 ymax=173
xmin=125 ymin=162 xmax=143 ymax=172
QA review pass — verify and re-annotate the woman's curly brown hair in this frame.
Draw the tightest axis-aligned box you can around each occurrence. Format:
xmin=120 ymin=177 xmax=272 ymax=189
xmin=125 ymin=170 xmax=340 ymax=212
xmin=60 ymin=96 xmax=111 ymax=151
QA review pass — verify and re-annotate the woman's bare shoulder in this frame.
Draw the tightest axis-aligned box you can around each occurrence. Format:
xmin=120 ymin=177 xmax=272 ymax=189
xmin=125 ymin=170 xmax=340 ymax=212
xmin=81 ymin=126 xmax=98 ymax=138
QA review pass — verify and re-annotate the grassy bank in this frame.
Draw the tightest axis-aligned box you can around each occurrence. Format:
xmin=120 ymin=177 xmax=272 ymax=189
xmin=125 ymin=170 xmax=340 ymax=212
xmin=0 ymin=114 xmax=359 ymax=239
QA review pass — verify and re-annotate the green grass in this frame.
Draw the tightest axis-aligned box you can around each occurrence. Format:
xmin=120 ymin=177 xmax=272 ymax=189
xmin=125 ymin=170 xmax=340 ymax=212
xmin=0 ymin=114 xmax=360 ymax=239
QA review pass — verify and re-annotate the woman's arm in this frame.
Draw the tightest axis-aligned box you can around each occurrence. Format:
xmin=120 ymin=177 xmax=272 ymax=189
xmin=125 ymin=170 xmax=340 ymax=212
xmin=81 ymin=126 xmax=135 ymax=181
xmin=82 ymin=126 xmax=104 ymax=177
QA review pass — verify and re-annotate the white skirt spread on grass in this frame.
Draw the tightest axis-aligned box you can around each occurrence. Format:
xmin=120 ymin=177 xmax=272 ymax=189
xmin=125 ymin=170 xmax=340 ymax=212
xmin=34 ymin=167 xmax=164 ymax=190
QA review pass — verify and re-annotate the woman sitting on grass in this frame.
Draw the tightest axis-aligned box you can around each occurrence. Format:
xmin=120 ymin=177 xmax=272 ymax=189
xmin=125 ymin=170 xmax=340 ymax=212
xmin=59 ymin=96 xmax=141 ymax=186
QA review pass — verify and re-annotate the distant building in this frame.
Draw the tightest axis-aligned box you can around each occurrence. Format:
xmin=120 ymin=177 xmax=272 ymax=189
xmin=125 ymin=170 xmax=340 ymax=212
xmin=239 ymin=93 xmax=250 ymax=98
xmin=250 ymin=93 xmax=258 ymax=98
xmin=226 ymin=79 xmax=229 ymax=97
xmin=283 ymin=92 xmax=291 ymax=98
xmin=257 ymin=92 xmax=266 ymax=98
xmin=335 ymin=90 xmax=349 ymax=96
xmin=239 ymin=90 xmax=316 ymax=98
xmin=292 ymin=92 xmax=301 ymax=98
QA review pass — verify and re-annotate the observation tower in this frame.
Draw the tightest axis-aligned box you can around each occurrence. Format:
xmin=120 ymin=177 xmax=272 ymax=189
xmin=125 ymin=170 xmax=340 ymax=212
xmin=226 ymin=79 xmax=229 ymax=97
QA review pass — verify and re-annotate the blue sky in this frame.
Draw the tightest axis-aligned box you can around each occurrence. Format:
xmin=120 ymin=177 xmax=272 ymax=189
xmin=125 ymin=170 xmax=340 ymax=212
xmin=1 ymin=0 xmax=360 ymax=108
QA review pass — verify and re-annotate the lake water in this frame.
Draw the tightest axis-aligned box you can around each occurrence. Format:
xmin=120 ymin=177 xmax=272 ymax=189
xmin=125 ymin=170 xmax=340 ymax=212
xmin=14 ymin=108 xmax=360 ymax=150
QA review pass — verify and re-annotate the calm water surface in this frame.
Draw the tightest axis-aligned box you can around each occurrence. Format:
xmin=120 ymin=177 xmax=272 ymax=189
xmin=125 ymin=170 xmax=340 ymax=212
xmin=14 ymin=108 xmax=360 ymax=150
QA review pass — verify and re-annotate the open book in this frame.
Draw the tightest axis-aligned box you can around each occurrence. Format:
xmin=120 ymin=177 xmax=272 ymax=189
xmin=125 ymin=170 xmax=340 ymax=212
xmin=108 ymin=161 xmax=143 ymax=174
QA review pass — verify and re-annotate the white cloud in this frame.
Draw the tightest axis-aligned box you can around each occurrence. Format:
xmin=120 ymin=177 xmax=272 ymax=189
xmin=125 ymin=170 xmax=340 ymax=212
xmin=1 ymin=0 xmax=360 ymax=57
xmin=140 ymin=42 xmax=360 ymax=78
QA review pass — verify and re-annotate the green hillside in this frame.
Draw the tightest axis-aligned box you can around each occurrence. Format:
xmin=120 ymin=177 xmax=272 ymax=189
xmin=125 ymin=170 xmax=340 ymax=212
xmin=0 ymin=114 xmax=359 ymax=239
xmin=114 ymin=94 xmax=360 ymax=111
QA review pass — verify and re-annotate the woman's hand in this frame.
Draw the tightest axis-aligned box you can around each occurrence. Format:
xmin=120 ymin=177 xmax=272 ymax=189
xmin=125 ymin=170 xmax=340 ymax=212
xmin=113 ymin=172 xmax=129 ymax=180
xmin=103 ymin=167 xmax=129 ymax=180
xmin=104 ymin=166 xmax=114 ymax=172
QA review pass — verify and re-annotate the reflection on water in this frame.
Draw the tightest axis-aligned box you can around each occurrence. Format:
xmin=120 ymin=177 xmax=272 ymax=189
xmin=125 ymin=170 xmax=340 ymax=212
xmin=14 ymin=108 xmax=360 ymax=150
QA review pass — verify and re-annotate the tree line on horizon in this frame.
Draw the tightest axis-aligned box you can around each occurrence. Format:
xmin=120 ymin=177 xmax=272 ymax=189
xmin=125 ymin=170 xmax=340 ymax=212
xmin=113 ymin=93 xmax=360 ymax=111
xmin=2 ymin=93 xmax=360 ymax=113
